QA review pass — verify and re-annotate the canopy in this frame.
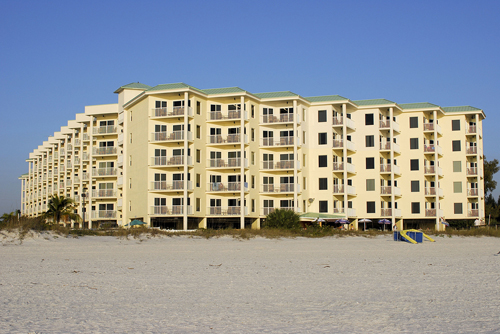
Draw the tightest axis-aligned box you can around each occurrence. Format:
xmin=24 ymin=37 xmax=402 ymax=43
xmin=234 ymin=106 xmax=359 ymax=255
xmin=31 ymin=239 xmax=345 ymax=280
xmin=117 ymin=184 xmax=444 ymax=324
xmin=126 ymin=219 xmax=146 ymax=226
xmin=335 ymin=219 xmax=350 ymax=224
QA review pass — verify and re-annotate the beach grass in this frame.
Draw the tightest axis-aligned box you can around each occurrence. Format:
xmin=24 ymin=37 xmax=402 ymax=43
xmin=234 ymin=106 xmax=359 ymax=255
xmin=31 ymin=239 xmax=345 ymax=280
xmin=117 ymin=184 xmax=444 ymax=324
xmin=2 ymin=217 xmax=500 ymax=241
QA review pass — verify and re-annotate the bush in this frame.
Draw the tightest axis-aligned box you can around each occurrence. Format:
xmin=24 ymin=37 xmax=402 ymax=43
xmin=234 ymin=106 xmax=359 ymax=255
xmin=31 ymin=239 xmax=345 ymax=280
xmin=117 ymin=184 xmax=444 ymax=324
xmin=263 ymin=209 xmax=300 ymax=229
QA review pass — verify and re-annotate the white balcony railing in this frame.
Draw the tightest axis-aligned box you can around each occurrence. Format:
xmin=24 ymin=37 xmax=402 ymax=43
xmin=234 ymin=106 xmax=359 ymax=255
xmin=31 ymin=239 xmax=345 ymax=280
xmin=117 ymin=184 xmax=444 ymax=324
xmin=260 ymin=136 xmax=295 ymax=147
xmin=261 ymin=113 xmax=293 ymax=124
xmin=209 ymin=134 xmax=248 ymax=144
xmin=467 ymin=188 xmax=479 ymax=197
xmin=467 ymin=167 xmax=478 ymax=176
xmin=468 ymin=209 xmax=479 ymax=217
xmin=151 ymin=131 xmax=192 ymax=142
xmin=92 ymin=168 xmax=117 ymax=177
xmin=151 ymin=205 xmax=193 ymax=215
xmin=208 ymin=182 xmax=248 ymax=192
xmin=93 ymin=147 xmax=117 ymax=155
xmin=261 ymin=184 xmax=299 ymax=193
xmin=91 ymin=210 xmax=117 ymax=219
xmin=91 ymin=190 xmax=117 ymax=198
xmin=151 ymin=156 xmax=192 ymax=167
xmin=210 ymin=110 xmax=248 ymax=121
xmin=151 ymin=181 xmax=193 ymax=191
xmin=466 ymin=147 xmax=478 ymax=155
xmin=333 ymin=139 xmax=355 ymax=151
xmin=261 ymin=160 xmax=299 ymax=170
xmin=207 ymin=158 xmax=248 ymax=168
xmin=208 ymin=206 xmax=248 ymax=216
xmin=151 ymin=107 xmax=193 ymax=118
xmin=93 ymin=126 xmax=117 ymax=135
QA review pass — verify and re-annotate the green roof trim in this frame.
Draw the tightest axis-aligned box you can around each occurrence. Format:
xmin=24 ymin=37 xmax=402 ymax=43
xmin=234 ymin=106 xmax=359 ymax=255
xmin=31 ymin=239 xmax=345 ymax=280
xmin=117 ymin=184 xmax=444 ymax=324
xmin=442 ymin=106 xmax=482 ymax=113
xmin=114 ymin=82 xmax=151 ymax=93
xmin=202 ymin=87 xmax=247 ymax=95
xmin=253 ymin=91 xmax=299 ymax=99
xmin=147 ymin=82 xmax=205 ymax=94
xmin=399 ymin=102 xmax=440 ymax=110
xmin=353 ymin=99 xmax=396 ymax=106
xmin=305 ymin=95 xmax=348 ymax=102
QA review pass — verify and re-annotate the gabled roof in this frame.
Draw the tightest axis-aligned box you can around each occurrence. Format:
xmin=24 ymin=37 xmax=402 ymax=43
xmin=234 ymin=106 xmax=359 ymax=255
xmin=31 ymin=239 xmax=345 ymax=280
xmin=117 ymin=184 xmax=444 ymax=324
xmin=442 ymin=106 xmax=482 ymax=113
xmin=353 ymin=99 xmax=396 ymax=106
xmin=147 ymin=82 xmax=205 ymax=94
xmin=202 ymin=87 xmax=247 ymax=95
xmin=304 ymin=95 xmax=348 ymax=102
xmin=253 ymin=91 xmax=299 ymax=99
xmin=399 ymin=102 xmax=440 ymax=110
xmin=114 ymin=82 xmax=151 ymax=93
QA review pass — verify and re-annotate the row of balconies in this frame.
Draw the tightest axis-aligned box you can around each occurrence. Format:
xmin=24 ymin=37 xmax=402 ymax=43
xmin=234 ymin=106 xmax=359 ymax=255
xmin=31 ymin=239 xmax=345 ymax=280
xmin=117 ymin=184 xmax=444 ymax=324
xmin=151 ymin=107 xmax=193 ymax=118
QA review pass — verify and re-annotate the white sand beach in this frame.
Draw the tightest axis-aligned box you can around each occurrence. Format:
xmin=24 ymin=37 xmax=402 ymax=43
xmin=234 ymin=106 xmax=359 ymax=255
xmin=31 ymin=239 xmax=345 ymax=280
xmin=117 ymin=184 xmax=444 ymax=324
xmin=1 ymin=233 xmax=499 ymax=333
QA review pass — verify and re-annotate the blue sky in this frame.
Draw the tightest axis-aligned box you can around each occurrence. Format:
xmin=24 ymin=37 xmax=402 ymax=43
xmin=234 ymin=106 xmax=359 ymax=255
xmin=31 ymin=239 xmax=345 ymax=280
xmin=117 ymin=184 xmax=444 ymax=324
xmin=1 ymin=0 xmax=499 ymax=215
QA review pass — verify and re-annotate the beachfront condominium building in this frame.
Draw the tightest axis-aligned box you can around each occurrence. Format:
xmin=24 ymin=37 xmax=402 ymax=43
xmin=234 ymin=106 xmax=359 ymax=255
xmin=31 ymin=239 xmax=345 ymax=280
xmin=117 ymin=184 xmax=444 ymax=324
xmin=20 ymin=82 xmax=485 ymax=231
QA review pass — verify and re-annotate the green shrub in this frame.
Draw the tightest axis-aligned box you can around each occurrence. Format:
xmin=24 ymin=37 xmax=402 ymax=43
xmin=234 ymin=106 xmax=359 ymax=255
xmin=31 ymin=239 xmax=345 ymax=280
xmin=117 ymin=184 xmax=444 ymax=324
xmin=263 ymin=209 xmax=300 ymax=229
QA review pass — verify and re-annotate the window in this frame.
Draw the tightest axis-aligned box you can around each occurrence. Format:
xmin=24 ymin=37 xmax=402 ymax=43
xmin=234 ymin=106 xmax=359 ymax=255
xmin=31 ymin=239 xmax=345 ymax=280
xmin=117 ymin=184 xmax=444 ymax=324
xmin=319 ymin=201 xmax=328 ymax=213
xmin=196 ymin=174 xmax=200 ymax=187
xmin=410 ymin=159 xmax=419 ymax=171
xmin=453 ymin=161 xmax=462 ymax=172
xmin=251 ymin=152 xmax=255 ymax=165
xmin=196 ymin=125 xmax=201 ymax=139
xmin=196 ymin=198 xmax=200 ymax=211
xmin=252 ymin=199 xmax=255 ymax=212
xmin=365 ymin=135 xmax=374 ymax=147
xmin=251 ymin=105 xmax=255 ymax=118
xmin=365 ymin=114 xmax=374 ymax=125
xmin=196 ymin=149 xmax=200 ymax=163
xmin=303 ymin=154 xmax=306 ymax=167
xmin=452 ymin=140 xmax=461 ymax=152
xmin=411 ymin=181 xmax=420 ymax=192
xmin=454 ymin=182 xmax=462 ymax=193
xmin=367 ymin=202 xmax=376 ymax=213
xmin=303 ymin=177 xmax=306 ymax=190
xmin=410 ymin=117 xmax=418 ymax=128
xmin=454 ymin=203 xmax=463 ymax=214
xmin=318 ymin=155 xmax=327 ymax=167
xmin=410 ymin=138 xmax=419 ymax=150
xmin=252 ymin=176 xmax=255 ymax=189
xmin=366 ymin=179 xmax=375 ymax=191
xmin=318 ymin=133 xmax=327 ymax=145
xmin=318 ymin=110 xmax=327 ymax=122
xmin=411 ymin=202 xmax=420 ymax=214
xmin=196 ymin=101 xmax=201 ymax=115
xmin=366 ymin=157 xmax=375 ymax=169
xmin=251 ymin=128 xmax=255 ymax=141
xmin=130 ymin=133 xmax=132 ymax=144
xmin=319 ymin=178 xmax=328 ymax=190
xmin=452 ymin=120 xmax=460 ymax=131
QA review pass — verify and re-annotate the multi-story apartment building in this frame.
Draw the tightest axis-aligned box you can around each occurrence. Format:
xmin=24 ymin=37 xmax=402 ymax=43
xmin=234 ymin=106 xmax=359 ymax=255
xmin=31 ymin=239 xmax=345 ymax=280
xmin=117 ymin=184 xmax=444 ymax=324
xmin=20 ymin=82 xmax=485 ymax=231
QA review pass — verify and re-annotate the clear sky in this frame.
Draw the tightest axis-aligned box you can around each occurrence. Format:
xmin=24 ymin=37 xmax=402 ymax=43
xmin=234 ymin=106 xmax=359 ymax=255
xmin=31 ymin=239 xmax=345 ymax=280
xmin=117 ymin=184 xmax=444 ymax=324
xmin=1 ymin=0 xmax=499 ymax=215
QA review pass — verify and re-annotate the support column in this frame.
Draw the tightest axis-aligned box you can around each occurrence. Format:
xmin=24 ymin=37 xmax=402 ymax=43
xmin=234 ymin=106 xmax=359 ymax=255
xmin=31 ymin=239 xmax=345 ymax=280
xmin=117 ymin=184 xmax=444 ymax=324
xmin=342 ymin=104 xmax=347 ymax=218
xmin=293 ymin=100 xmax=298 ymax=213
xmin=390 ymin=108 xmax=395 ymax=229
xmin=183 ymin=92 xmax=189 ymax=231
xmin=240 ymin=96 xmax=245 ymax=229
xmin=433 ymin=110 xmax=440 ymax=231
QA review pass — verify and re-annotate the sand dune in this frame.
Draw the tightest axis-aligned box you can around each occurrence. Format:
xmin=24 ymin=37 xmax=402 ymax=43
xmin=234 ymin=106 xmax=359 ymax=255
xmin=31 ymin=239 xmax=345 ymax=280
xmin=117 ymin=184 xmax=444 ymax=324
xmin=1 ymin=233 xmax=499 ymax=333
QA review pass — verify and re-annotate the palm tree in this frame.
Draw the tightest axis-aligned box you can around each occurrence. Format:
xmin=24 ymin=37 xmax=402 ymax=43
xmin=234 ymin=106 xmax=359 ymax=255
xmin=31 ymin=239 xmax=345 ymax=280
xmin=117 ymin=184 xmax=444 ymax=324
xmin=44 ymin=195 xmax=81 ymax=225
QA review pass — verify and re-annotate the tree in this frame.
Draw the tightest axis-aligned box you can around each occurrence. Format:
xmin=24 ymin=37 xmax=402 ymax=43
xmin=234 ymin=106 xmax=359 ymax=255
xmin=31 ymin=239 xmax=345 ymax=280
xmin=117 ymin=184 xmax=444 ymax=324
xmin=483 ymin=155 xmax=499 ymax=196
xmin=264 ymin=209 xmax=300 ymax=229
xmin=44 ymin=195 xmax=81 ymax=225
xmin=0 ymin=211 xmax=17 ymax=226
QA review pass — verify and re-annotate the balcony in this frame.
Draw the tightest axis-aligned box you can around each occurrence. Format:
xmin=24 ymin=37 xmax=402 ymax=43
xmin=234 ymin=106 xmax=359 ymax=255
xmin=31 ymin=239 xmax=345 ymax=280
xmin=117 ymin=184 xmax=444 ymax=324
xmin=424 ymin=187 xmax=444 ymax=197
xmin=381 ymin=208 xmax=393 ymax=217
xmin=332 ymin=185 xmax=355 ymax=195
xmin=118 ymin=113 xmax=124 ymax=124
xmin=260 ymin=136 xmax=295 ymax=147
xmin=151 ymin=107 xmax=193 ymax=118
xmin=92 ymin=168 xmax=117 ymax=177
xmin=83 ymin=134 xmax=90 ymax=141
xmin=151 ymin=205 xmax=193 ymax=216
xmin=150 ymin=181 xmax=193 ymax=191
xmin=118 ymin=133 xmax=124 ymax=146
xmin=208 ymin=182 xmax=248 ymax=192
xmin=82 ymin=152 xmax=90 ymax=160
xmin=118 ymin=155 xmax=123 ymax=167
xmin=67 ymin=144 xmax=73 ymax=151
xmin=380 ymin=164 xmax=401 ymax=175
xmin=209 ymin=134 xmax=248 ymax=145
xmin=261 ymin=160 xmax=299 ymax=170
xmin=466 ymin=147 xmax=478 ymax=155
xmin=467 ymin=167 xmax=478 ymax=176
xmin=379 ymin=120 xmax=400 ymax=132
xmin=331 ymin=208 xmax=357 ymax=217
xmin=117 ymin=177 xmax=123 ymax=188
xmin=151 ymin=131 xmax=192 ymax=142
xmin=260 ymin=184 xmax=299 ymax=194
xmin=425 ymin=209 xmax=443 ymax=217
xmin=208 ymin=206 xmax=248 ymax=216
xmin=466 ymin=125 xmax=477 ymax=135
xmin=74 ymin=157 xmax=80 ymax=164
xmin=151 ymin=156 xmax=192 ymax=167
xmin=332 ymin=139 xmax=356 ymax=151
xmin=207 ymin=158 xmax=248 ymax=169
xmin=74 ymin=176 xmax=80 ymax=183
xmin=424 ymin=144 xmax=443 ymax=155
xmin=92 ymin=189 xmax=117 ymax=198
xmin=333 ymin=162 xmax=356 ymax=174
xmin=66 ymin=180 xmax=72 ymax=187
xmin=468 ymin=209 xmax=479 ymax=217
xmin=380 ymin=142 xmax=401 ymax=154
xmin=93 ymin=147 xmax=117 ymax=155
xmin=262 ymin=207 xmax=276 ymax=216
xmin=423 ymin=122 xmax=442 ymax=135
xmin=332 ymin=117 xmax=356 ymax=130
xmin=467 ymin=188 xmax=479 ymax=197
xmin=91 ymin=210 xmax=117 ymax=219
xmin=261 ymin=113 xmax=294 ymax=124
xmin=381 ymin=186 xmax=401 ymax=196
xmin=82 ymin=172 xmax=89 ymax=180
xmin=209 ymin=110 xmax=248 ymax=121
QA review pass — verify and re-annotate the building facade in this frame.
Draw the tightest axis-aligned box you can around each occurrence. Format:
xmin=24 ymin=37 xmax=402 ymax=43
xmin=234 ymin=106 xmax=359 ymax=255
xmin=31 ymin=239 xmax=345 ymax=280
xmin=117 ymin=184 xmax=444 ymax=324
xmin=20 ymin=82 xmax=485 ymax=231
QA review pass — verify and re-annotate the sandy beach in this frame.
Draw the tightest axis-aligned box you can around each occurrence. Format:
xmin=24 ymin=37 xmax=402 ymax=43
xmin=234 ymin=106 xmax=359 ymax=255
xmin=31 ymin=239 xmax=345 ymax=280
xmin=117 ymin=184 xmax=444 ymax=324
xmin=1 ymin=233 xmax=499 ymax=333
